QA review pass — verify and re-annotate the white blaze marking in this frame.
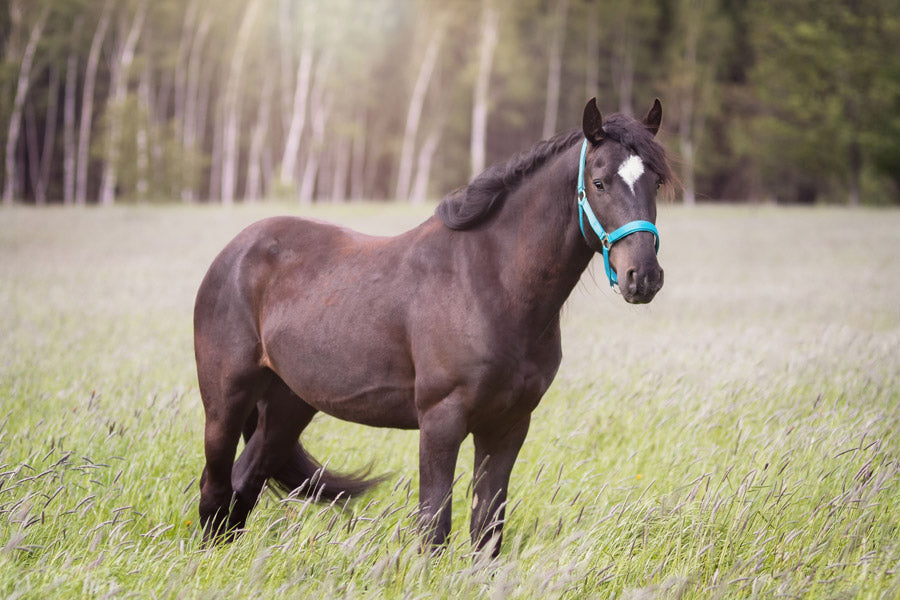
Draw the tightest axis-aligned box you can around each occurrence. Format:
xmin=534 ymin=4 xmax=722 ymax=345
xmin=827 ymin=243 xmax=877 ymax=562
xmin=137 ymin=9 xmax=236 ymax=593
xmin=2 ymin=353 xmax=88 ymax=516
xmin=617 ymin=154 xmax=645 ymax=195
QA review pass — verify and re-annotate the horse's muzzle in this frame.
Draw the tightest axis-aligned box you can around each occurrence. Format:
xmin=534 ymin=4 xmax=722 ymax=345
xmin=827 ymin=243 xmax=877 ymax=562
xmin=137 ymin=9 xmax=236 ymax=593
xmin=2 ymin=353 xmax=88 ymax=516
xmin=620 ymin=265 xmax=664 ymax=304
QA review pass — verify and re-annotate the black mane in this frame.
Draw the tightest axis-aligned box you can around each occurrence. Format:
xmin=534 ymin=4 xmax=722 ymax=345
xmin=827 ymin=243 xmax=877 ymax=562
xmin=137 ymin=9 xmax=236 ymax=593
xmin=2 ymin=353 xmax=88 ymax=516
xmin=436 ymin=129 xmax=583 ymax=230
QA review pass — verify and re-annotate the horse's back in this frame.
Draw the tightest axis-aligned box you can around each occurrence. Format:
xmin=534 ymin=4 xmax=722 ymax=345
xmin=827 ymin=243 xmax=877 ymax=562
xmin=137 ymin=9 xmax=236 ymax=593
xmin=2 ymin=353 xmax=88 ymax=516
xmin=196 ymin=215 xmax=423 ymax=428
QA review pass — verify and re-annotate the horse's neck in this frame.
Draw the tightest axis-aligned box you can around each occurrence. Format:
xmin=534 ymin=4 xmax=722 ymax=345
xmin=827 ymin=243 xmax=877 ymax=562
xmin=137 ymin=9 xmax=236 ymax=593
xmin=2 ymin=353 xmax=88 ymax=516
xmin=484 ymin=145 xmax=595 ymax=328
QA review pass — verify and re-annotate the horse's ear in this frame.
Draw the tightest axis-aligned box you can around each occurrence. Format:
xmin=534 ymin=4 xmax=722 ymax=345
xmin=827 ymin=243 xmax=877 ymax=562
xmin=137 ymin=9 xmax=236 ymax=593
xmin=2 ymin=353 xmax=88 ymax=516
xmin=582 ymin=98 xmax=604 ymax=145
xmin=643 ymin=98 xmax=662 ymax=136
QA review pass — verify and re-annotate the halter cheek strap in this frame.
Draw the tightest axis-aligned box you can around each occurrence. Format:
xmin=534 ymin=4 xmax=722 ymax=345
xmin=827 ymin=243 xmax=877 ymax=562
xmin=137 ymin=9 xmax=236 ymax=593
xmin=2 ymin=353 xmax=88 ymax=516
xmin=576 ymin=138 xmax=660 ymax=287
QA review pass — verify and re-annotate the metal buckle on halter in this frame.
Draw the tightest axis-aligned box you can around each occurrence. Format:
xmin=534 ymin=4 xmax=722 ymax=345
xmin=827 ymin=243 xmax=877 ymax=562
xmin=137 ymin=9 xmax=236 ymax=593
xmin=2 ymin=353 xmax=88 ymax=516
xmin=598 ymin=232 xmax=612 ymax=250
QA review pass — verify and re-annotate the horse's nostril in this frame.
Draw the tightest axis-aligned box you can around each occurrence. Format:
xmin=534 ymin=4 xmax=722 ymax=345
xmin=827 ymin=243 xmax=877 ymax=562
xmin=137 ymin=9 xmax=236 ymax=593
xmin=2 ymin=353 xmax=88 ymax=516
xmin=624 ymin=268 xmax=639 ymax=294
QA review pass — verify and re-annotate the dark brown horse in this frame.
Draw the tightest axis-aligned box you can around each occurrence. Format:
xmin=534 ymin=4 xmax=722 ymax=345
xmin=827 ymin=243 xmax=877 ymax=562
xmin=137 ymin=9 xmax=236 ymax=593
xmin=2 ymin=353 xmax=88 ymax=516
xmin=194 ymin=98 xmax=672 ymax=554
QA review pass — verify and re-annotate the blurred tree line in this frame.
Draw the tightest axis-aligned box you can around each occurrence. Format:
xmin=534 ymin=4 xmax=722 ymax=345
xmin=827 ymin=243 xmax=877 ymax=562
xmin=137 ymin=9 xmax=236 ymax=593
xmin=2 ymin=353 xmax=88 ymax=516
xmin=1 ymin=0 xmax=898 ymax=206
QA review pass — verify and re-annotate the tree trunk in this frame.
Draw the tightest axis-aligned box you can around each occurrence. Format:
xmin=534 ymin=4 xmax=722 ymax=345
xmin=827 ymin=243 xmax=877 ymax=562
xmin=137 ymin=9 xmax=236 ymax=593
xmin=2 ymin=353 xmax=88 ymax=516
xmin=470 ymin=1 xmax=500 ymax=179
xmin=848 ymin=138 xmax=861 ymax=206
xmin=280 ymin=1 xmax=315 ymax=188
xmin=543 ymin=0 xmax=567 ymax=139
xmin=350 ymin=103 xmax=367 ymax=200
xmin=25 ymin=100 xmax=40 ymax=202
xmin=136 ymin=63 xmax=152 ymax=200
xmin=298 ymin=88 xmax=333 ymax=205
xmin=63 ymin=20 xmax=81 ymax=205
xmin=182 ymin=7 xmax=212 ymax=201
xmin=396 ymin=21 xmax=445 ymax=201
xmin=99 ymin=0 xmax=148 ymax=206
xmin=678 ymin=1 xmax=700 ymax=206
xmin=35 ymin=62 xmax=60 ymax=205
xmin=173 ymin=0 xmax=199 ymax=137
xmin=611 ymin=8 xmax=635 ymax=115
xmin=410 ymin=123 xmax=443 ymax=204
xmin=585 ymin=2 xmax=599 ymax=99
xmin=76 ymin=1 xmax=113 ymax=205
xmin=208 ymin=105 xmax=223 ymax=201
xmin=330 ymin=136 xmax=350 ymax=203
xmin=221 ymin=0 xmax=261 ymax=205
xmin=298 ymin=51 xmax=334 ymax=205
xmin=246 ymin=70 xmax=274 ymax=202
xmin=277 ymin=0 xmax=295 ymax=135
xmin=3 ymin=9 xmax=46 ymax=205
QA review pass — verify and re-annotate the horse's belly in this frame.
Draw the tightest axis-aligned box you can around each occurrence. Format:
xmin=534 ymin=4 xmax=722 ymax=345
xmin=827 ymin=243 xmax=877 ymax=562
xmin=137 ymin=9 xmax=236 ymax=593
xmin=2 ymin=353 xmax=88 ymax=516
xmin=307 ymin=385 xmax=418 ymax=429
xmin=264 ymin=328 xmax=418 ymax=429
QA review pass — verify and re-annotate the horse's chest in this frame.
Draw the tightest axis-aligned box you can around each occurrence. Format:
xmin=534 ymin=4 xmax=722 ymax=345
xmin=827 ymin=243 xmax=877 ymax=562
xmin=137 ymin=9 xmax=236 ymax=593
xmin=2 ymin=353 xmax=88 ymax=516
xmin=463 ymin=350 xmax=560 ymax=426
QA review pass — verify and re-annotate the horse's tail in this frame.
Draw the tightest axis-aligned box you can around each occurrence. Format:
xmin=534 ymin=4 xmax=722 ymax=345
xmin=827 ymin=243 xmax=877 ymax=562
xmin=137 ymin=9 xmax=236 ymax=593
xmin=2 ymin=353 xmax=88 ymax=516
xmin=270 ymin=441 xmax=385 ymax=501
xmin=241 ymin=407 xmax=384 ymax=501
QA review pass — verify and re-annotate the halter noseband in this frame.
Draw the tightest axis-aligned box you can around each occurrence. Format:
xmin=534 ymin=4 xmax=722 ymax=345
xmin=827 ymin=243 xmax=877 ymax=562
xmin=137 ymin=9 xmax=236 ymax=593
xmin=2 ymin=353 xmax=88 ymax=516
xmin=576 ymin=138 xmax=660 ymax=288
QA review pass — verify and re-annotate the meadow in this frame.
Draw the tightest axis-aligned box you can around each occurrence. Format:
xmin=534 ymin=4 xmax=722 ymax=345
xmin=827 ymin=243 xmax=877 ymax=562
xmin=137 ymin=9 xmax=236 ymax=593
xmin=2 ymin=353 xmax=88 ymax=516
xmin=0 ymin=203 xmax=898 ymax=599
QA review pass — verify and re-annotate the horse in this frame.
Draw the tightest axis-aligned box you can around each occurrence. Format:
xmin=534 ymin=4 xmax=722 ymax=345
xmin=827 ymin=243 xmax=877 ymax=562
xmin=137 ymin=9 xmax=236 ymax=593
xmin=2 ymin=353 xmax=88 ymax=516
xmin=194 ymin=97 xmax=672 ymax=555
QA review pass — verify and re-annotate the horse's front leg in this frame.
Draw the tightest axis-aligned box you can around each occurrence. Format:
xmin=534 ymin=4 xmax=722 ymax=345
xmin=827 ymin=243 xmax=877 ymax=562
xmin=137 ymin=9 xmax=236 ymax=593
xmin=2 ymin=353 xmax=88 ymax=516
xmin=417 ymin=397 xmax=467 ymax=549
xmin=470 ymin=415 xmax=531 ymax=556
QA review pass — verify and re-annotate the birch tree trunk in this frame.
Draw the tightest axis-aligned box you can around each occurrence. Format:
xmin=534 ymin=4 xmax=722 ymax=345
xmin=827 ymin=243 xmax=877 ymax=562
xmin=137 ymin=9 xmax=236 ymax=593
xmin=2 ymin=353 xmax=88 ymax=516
xmin=280 ymin=1 xmax=315 ymax=188
xmin=35 ymin=63 xmax=60 ymax=205
xmin=585 ymin=1 xmax=599 ymax=99
xmin=221 ymin=0 xmax=261 ymax=205
xmin=277 ymin=0 xmax=295 ymax=135
xmin=3 ymin=9 xmax=46 ymax=205
xmin=611 ymin=8 xmax=635 ymax=116
xmin=246 ymin=70 xmax=274 ymax=202
xmin=99 ymin=1 xmax=148 ymax=206
xmin=63 ymin=20 xmax=81 ymax=205
xmin=298 ymin=51 xmax=333 ymax=205
xmin=173 ymin=0 xmax=199 ymax=136
xmin=350 ymin=103 xmax=367 ymax=200
xmin=136 ymin=63 xmax=152 ymax=200
xmin=182 ymin=7 xmax=212 ymax=201
xmin=76 ymin=1 xmax=113 ymax=205
xmin=678 ymin=0 xmax=701 ymax=206
xmin=25 ymin=101 xmax=40 ymax=203
xmin=470 ymin=1 xmax=500 ymax=179
xmin=410 ymin=123 xmax=443 ymax=204
xmin=542 ymin=0 xmax=567 ymax=139
xmin=298 ymin=88 xmax=333 ymax=204
xmin=330 ymin=136 xmax=350 ymax=203
xmin=208 ymin=105 xmax=223 ymax=201
xmin=395 ymin=21 xmax=445 ymax=201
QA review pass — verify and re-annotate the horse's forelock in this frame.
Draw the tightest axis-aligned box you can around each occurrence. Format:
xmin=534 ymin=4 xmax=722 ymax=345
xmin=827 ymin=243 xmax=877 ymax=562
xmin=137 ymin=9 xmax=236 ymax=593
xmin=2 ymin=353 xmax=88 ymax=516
xmin=601 ymin=113 xmax=672 ymax=184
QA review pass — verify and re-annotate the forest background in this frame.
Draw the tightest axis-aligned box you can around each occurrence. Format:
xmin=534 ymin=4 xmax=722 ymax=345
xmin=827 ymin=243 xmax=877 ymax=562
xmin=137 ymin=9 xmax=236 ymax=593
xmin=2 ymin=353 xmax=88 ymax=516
xmin=1 ymin=0 xmax=899 ymax=208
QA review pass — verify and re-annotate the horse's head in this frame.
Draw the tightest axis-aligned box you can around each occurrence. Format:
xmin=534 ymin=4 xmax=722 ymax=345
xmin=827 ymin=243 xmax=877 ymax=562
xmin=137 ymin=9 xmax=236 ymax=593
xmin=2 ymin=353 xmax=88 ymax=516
xmin=578 ymin=98 xmax=671 ymax=304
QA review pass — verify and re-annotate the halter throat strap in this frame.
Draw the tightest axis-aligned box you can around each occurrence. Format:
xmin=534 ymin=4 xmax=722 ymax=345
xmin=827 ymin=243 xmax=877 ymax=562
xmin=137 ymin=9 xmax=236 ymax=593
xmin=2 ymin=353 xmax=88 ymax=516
xmin=576 ymin=138 xmax=660 ymax=287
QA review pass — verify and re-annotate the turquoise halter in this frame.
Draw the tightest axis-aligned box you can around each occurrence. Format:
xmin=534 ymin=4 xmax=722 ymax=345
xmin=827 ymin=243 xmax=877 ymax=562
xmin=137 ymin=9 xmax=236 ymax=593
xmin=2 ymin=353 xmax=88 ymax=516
xmin=576 ymin=138 xmax=660 ymax=287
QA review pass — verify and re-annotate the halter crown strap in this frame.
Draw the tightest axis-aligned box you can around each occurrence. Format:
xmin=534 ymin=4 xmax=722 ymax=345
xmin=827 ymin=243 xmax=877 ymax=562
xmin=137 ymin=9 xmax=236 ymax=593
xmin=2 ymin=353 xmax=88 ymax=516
xmin=576 ymin=138 xmax=660 ymax=287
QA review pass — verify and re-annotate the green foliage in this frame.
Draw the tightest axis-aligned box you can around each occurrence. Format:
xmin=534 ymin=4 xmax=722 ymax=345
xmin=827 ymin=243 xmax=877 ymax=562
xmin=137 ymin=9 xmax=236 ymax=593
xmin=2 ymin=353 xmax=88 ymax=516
xmin=91 ymin=94 xmax=207 ymax=202
xmin=748 ymin=0 xmax=900 ymax=203
xmin=1 ymin=0 xmax=899 ymax=204
xmin=1 ymin=204 xmax=899 ymax=597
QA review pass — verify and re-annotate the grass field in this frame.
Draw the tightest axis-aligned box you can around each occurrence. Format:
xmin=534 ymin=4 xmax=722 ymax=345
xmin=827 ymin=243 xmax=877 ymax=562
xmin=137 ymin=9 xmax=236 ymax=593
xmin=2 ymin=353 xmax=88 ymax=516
xmin=1 ymin=203 xmax=899 ymax=599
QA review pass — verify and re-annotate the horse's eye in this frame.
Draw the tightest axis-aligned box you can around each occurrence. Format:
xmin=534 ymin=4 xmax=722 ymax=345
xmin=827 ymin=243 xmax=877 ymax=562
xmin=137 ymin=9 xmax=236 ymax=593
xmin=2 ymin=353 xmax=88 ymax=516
xmin=593 ymin=179 xmax=604 ymax=191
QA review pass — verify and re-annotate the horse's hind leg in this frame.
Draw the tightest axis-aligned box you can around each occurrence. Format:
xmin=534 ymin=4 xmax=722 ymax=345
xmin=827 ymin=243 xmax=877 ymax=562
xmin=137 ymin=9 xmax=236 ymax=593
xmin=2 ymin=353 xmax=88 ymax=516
xmin=197 ymin=360 xmax=267 ymax=543
xmin=230 ymin=375 xmax=316 ymax=525
xmin=470 ymin=415 xmax=531 ymax=556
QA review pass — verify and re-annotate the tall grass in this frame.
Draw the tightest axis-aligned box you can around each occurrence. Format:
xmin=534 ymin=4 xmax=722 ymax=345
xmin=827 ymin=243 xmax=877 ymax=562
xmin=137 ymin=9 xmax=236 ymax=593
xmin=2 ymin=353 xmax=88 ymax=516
xmin=1 ymin=204 xmax=898 ymax=598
